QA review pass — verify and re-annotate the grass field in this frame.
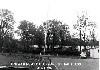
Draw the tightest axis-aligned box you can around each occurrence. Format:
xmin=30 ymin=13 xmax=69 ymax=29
xmin=51 ymin=57 xmax=99 ymax=70
xmin=0 ymin=53 xmax=99 ymax=70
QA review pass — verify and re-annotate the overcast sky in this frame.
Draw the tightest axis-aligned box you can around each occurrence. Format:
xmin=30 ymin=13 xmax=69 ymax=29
xmin=0 ymin=0 xmax=99 ymax=39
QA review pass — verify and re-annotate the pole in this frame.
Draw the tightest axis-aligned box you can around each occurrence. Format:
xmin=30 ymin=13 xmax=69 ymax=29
xmin=43 ymin=3 xmax=49 ymax=55
xmin=44 ymin=23 xmax=47 ymax=55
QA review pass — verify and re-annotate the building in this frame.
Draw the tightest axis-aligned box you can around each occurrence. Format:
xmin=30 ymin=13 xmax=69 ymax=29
xmin=90 ymin=46 xmax=99 ymax=58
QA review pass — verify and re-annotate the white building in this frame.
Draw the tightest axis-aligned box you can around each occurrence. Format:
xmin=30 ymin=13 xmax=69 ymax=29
xmin=90 ymin=46 xmax=99 ymax=58
xmin=77 ymin=46 xmax=99 ymax=58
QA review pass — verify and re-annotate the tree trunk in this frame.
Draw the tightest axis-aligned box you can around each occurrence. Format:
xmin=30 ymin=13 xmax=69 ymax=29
xmin=80 ymin=30 xmax=81 ymax=53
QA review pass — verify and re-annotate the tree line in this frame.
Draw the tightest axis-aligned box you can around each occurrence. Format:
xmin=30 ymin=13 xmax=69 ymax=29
xmin=0 ymin=9 xmax=98 ymax=55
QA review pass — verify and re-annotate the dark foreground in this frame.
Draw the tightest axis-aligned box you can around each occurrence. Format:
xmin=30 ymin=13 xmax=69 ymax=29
xmin=0 ymin=53 xmax=99 ymax=70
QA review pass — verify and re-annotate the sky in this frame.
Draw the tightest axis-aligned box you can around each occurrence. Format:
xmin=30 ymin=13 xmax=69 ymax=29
xmin=0 ymin=0 xmax=99 ymax=40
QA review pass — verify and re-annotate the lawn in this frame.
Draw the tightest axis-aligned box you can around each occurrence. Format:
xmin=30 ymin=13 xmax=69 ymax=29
xmin=0 ymin=53 xmax=99 ymax=70
xmin=51 ymin=57 xmax=99 ymax=70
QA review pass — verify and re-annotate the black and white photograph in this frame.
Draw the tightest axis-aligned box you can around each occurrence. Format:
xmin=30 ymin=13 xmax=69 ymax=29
xmin=0 ymin=0 xmax=99 ymax=70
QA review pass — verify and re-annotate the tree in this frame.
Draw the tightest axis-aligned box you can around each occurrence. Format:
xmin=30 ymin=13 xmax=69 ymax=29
xmin=3 ymin=37 xmax=19 ymax=53
xmin=18 ymin=20 xmax=45 ymax=53
xmin=43 ymin=19 xmax=70 ymax=50
xmin=73 ymin=11 xmax=97 ymax=52
xmin=36 ymin=25 xmax=45 ymax=46
xmin=18 ymin=20 xmax=36 ymax=52
xmin=0 ymin=9 xmax=15 ymax=52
